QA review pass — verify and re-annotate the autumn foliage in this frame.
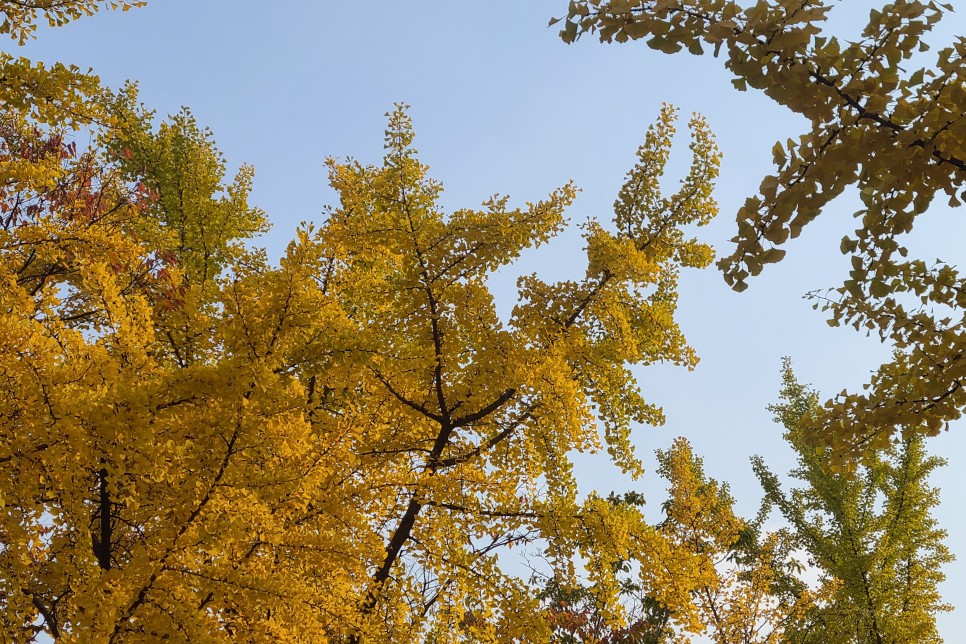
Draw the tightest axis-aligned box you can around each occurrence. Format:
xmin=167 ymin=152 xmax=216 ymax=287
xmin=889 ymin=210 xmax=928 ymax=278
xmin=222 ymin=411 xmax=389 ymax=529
xmin=558 ymin=0 xmax=966 ymax=460
xmin=0 ymin=1 xmax=959 ymax=641
xmin=0 ymin=2 xmax=736 ymax=639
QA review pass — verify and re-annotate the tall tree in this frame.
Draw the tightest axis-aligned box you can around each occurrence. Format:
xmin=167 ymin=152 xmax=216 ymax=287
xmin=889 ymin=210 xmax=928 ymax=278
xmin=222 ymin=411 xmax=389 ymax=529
xmin=753 ymin=361 xmax=953 ymax=643
xmin=541 ymin=438 xmax=837 ymax=644
xmin=317 ymin=103 xmax=721 ymax=642
xmin=1 ymin=8 xmax=320 ymax=639
xmin=0 ymin=86 xmax=285 ymax=642
xmin=0 ymin=86 xmax=160 ymax=644
xmin=1 ymin=0 xmax=731 ymax=635
xmin=1 ymin=103 xmax=723 ymax=641
xmin=653 ymin=438 xmax=827 ymax=644
xmin=537 ymin=438 xmax=832 ymax=644
xmin=557 ymin=0 xmax=966 ymax=460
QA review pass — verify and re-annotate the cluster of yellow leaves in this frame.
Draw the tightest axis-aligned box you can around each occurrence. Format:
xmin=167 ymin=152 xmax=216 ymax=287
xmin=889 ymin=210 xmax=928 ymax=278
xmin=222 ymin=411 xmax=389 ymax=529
xmin=0 ymin=0 xmax=144 ymax=44
xmin=558 ymin=0 xmax=966 ymax=461
xmin=537 ymin=435 xmax=843 ymax=644
xmin=0 ymin=54 xmax=105 ymax=129
xmin=655 ymin=438 xmax=835 ymax=643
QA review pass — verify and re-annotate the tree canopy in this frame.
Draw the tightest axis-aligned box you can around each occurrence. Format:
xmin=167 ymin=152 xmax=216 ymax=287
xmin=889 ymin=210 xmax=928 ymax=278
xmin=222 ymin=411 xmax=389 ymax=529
xmin=1 ymin=0 xmax=960 ymax=640
xmin=0 ymin=1 xmax=732 ymax=634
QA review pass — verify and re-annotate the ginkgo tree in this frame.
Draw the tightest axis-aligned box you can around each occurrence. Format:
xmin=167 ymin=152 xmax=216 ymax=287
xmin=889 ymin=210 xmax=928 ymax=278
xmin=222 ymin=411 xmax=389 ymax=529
xmin=754 ymin=361 xmax=952 ymax=643
xmin=0 ymin=74 xmax=283 ymax=643
xmin=0 ymin=102 xmax=723 ymax=642
xmin=557 ymin=0 xmax=966 ymax=461
xmin=1 ymin=1 xmax=738 ymax=640
xmin=538 ymin=438 xmax=833 ymax=644
xmin=289 ymin=102 xmax=721 ymax=641
xmin=536 ymin=363 xmax=953 ymax=644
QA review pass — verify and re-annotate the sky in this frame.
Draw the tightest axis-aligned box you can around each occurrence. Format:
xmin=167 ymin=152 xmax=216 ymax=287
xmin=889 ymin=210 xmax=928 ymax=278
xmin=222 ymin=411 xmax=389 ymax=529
xmin=15 ymin=0 xmax=966 ymax=637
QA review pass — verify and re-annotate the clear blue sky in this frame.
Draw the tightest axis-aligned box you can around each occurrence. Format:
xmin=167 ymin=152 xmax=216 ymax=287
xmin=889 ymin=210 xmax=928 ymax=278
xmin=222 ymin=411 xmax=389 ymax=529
xmin=17 ymin=0 xmax=966 ymax=636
